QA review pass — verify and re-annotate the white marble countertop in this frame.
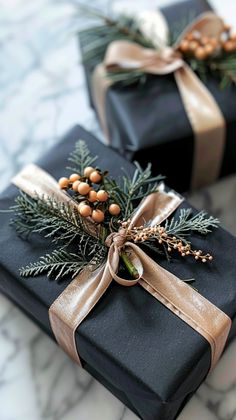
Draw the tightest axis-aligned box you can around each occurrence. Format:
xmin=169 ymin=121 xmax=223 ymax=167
xmin=0 ymin=0 xmax=236 ymax=419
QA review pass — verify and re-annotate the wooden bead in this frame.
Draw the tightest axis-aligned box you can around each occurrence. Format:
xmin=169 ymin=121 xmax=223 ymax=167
xmin=84 ymin=166 xmax=95 ymax=178
xmin=194 ymin=46 xmax=207 ymax=60
xmin=109 ymin=204 xmax=121 ymax=216
xmin=89 ymin=171 xmax=102 ymax=183
xmin=72 ymin=180 xmax=81 ymax=191
xmin=69 ymin=173 xmax=80 ymax=182
xmin=97 ymin=190 xmax=108 ymax=202
xmin=58 ymin=177 xmax=69 ymax=189
xmin=92 ymin=209 xmax=105 ymax=223
xmin=88 ymin=190 xmax=97 ymax=203
xmin=223 ymin=40 xmax=235 ymax=52
xmin=79 ymin=204 xmax=92 ymax=218
xmin=78 ymin=182 xmax=90 ymax=195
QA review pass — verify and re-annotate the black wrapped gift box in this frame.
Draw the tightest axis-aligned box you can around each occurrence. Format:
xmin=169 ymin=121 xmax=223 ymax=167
xmin=79 ymin=0 xmax=236 ymax=193
xmin=0 ymin=125 xmax=236 ymax=420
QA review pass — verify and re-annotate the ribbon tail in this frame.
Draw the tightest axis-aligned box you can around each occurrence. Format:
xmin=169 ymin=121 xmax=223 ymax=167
xmin=12 ymin=163 xmax=73 ymax=204
xmin=174 ymin=64 xmax=226 ymax=190
xmin=127 ymin=243 xmax=231 ymax=370
xmin=91 ymin=63 xmax=112 ymax=144
xmin=49 ymin=262 xmax=113 ymax=366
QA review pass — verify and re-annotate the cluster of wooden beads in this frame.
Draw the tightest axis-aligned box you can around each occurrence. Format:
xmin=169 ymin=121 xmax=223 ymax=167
xmin=178 ymin=23 xmax=236 ymax=60
xmin=58 ymin=166 xmax=121 ymax=223
xmin=121 ymin=221 xmax=213 ymax=263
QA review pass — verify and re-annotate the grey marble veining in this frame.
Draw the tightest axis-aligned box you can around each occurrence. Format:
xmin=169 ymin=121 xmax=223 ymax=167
xmin=0 ymin=0 xmax=236 ymax=419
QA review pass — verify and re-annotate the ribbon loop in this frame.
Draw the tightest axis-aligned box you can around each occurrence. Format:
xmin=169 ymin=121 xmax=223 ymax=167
xmin=175 ymin=12 xmax=224 ymax=47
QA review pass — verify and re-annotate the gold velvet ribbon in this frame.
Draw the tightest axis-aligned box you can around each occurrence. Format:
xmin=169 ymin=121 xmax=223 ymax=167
xmin=91 ymin=11 xmax=226 ymax=190
xmin=12 ymin=164 xmax=232 ymax=371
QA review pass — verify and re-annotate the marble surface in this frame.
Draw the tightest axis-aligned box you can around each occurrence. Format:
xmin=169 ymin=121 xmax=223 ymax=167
xmin=0 ymin=0 xmax=236 ymax=419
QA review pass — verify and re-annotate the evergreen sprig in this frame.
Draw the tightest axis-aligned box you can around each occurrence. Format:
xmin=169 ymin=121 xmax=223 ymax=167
xmin=164 ymin=209 xmax=220 ymax=243
xmin=20 ymin=249 xmax=89 ymax=280
xmin=122 ymin=162 xmax=164 ymax=219
xmin=79 ymin=5 xmax=154 ymax=66
xmin=10 ymin=140 xmax=219 ymax=280
xmin=78 ymin=6 xmax=236 ymax=89
xmin=103 ymin=162 xmax=164 ymax=220
xmin=11 ymin=191 xmax=100 ymax=248
xmin=67 ymin=139 xmax=97 ymax=174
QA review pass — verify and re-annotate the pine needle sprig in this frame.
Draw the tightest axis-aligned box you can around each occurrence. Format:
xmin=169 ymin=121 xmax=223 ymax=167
xmin=209 ymin=54 xmax=236 ymax=89
xmin=10 ymin=191 xmax=103 ymax=251
xmin=105 ymin=70 xmax=147 ymax=86
xmin=79 ymin=6 xmax=154 ymax=65
xmin=20 ymin=249 xmax=90 ymax=280
xmin=164 ymin=209 xmax=220 ymax=243
xmin=102 ymin=162 xmax=164 ymax=220
xmin=67 ymin=139 xmax=97 ymax=174
xmin=121 ymin=162 xmax=164 ymax=219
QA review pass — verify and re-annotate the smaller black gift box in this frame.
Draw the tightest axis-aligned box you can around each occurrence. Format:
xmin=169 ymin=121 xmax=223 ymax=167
xmin=0 ymin=125 xmax=236 ymax=420
xmin=79 ymin=0 xmax=236 ymax=192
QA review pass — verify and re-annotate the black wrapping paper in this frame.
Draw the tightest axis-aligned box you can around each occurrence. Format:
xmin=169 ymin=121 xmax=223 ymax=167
xmin=0 ymin=125 xmax=236 ymax=420
xmin=79 ymin=0 xmax=236 ymax=192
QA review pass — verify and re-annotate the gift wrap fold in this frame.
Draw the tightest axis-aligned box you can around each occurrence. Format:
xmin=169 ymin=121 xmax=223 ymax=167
xmin=0 ymin=126 xmax=236 ymax=420
xmin=79 ymin=0 xmax=236 ymax=192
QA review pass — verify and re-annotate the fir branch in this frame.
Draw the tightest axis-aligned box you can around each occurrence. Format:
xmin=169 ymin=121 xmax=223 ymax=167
xmin=20 ymin=249 xmax=89 ymax=280
xmin=79 ymin=7 xmax=154 ymax=65
xmin=186 ymin=53 xmax=236 ymax=88
xmin=209 ymin=54 xmax=236 ymax=89
xmin=103 ymin=162 xmax=164 ymax=220
xmin=67 ymin=139 xmax=97 ymax=174
xmin=164 ymin=209 xmax=219 ymax=242
xmin=104 ymin=70 xmax=147 ymax=86
xmin=11 ymin=191 xmax=104 ymax=253
xmin=122 ymin=162 xmax=164 ymax=219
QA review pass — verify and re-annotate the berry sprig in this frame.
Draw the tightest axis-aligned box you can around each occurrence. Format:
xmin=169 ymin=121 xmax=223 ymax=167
xmin=58 ymin=166 xmax=121 ymax=224
xmin=121 ymin=221 xmax=213 ymax=263
xmin=178 ymin=22 xmax=236 ymax=60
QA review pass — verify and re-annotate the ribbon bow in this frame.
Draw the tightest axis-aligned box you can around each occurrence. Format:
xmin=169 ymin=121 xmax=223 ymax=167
xmin=92 ymin=12 xmax=226 ymax=190
xmin=12 ymin=164 xmax=231 ymax=371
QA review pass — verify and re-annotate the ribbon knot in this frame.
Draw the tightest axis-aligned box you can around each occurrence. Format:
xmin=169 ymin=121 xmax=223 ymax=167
xmin=105 ymin=228 xmax=127 ymax=249
xmin=159 ymin=46 xmax=182 ymax=63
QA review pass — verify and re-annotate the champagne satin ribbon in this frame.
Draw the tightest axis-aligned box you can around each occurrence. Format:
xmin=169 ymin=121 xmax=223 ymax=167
xmin=12 ymin=164 xmax=232 ymax=371
xmin=91 ymin=11 xmax=226 ymax=190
